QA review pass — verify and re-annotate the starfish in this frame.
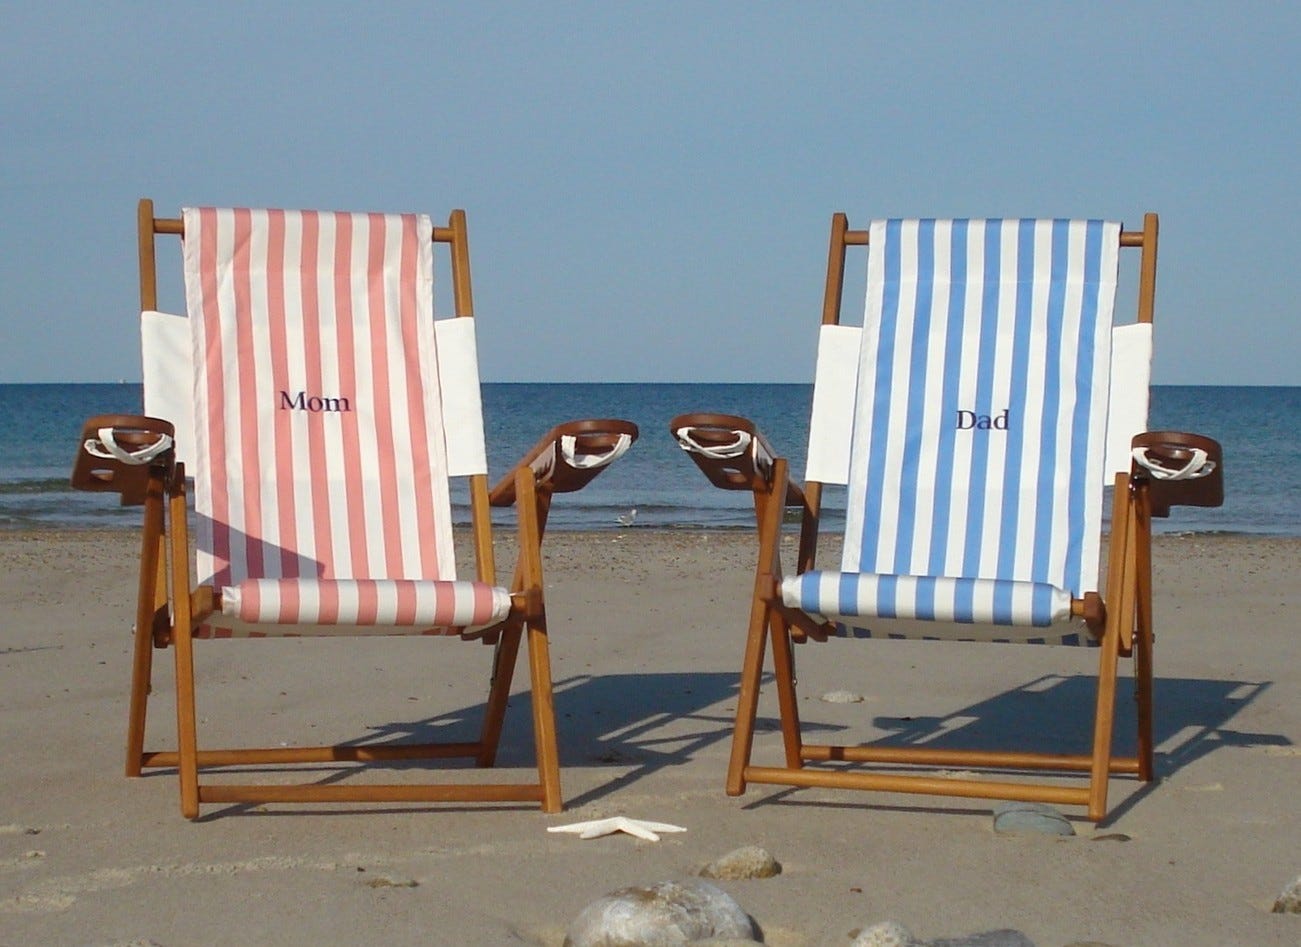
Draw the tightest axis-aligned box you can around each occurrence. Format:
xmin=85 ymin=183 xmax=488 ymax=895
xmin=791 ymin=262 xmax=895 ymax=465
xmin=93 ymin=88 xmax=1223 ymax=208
xmin=546 ymin=816 xmax=688 ymax=842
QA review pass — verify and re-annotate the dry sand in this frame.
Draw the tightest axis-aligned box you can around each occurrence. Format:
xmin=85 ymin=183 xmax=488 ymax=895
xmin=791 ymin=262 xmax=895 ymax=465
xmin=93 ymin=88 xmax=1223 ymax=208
xmin=1 ymin=529 xmax=1297 ymax=946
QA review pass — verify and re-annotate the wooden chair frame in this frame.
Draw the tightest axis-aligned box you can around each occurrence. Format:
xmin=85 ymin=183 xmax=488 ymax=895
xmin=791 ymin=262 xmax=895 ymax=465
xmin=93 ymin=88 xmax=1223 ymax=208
xmin=672 ymin=213 xmax=1222 ymax=821
xmin=73 ymin=199 xmax=638 ymax=819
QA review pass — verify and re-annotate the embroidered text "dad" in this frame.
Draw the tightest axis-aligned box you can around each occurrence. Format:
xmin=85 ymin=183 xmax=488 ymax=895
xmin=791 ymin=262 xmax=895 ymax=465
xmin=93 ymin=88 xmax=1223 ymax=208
xmin=956 ymin=409 xmax=1009 ymax=430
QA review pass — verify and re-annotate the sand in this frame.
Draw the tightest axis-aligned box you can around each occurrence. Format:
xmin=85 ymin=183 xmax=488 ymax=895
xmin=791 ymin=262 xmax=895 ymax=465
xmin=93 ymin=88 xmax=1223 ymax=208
xmin=1 ymin=529 xmax=1297 ymax=946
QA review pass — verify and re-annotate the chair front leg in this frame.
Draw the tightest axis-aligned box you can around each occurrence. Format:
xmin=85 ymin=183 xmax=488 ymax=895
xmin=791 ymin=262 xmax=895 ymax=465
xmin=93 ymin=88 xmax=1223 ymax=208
xmin=166 ymin=466 xmax=201 ymax=820
xmin=725 ymin=457 xmax=791 ymax=796
xmin=126 ymin=471 xmax=167 ymax=777
xmin=513 ymin=466 xmax=563 ymax=812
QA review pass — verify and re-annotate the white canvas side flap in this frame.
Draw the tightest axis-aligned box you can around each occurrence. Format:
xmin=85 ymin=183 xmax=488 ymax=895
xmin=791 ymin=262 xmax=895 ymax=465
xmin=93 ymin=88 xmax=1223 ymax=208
xmin=140 ymin=310 xmax=196 ymax=468
xmin=1105 ymin=322 xmax=1154 ymax=476
xmin=805 ymin=324 xmax=862 ymax=485
xmin=435 ymin=316 xmax=488 ymax=477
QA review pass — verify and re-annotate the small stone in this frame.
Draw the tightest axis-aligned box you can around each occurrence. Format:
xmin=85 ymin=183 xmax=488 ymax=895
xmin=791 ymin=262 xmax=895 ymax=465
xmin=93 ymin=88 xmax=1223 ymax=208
xmin=364 ymin=876 xmax=419 ymax=888
xmin=699 ymin=845 xmax=782 ymax=880
xmin=930 ymin=931 xmax=1036 ymax=947
xmin=850 ymin=921 xmax=921 ymax=946
xmin=821 ymin=690 xmax=865 ymax=703
xmin=1273 ymin=874 xmax=1301 ymax=913
xmin=565 ymin=879 xmax=755 ymax=947
xmin=1090 ymin=833 xmax=1131 ymax=843
xmin=992 ymin=801 xmax=1075 ymax=837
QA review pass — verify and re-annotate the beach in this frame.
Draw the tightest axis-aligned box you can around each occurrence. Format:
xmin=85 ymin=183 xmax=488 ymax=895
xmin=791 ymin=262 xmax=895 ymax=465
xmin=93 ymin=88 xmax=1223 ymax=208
xmin=1 ymin=529 xmax=1297 ymax=946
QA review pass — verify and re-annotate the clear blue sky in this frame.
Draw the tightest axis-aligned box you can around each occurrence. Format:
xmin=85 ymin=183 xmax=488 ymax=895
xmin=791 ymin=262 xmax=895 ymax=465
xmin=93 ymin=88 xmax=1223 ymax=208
xmin=2 ymin=2 xmax=1296 ymax=384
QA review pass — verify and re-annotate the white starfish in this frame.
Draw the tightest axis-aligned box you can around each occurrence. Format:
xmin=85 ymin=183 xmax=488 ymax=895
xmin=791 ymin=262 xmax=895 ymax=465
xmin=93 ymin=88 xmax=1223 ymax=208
xmin=547 ymin=816 xmax=687 ymax=842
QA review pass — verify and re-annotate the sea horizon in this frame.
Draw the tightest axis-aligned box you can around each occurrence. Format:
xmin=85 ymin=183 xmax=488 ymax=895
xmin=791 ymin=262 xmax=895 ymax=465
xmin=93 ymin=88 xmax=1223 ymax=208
xmin=3 ymin=382 xmax=1296 ymax=537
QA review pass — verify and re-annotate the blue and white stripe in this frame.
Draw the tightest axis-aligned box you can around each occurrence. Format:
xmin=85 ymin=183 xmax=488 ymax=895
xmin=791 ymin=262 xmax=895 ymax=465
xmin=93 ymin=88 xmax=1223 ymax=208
xmin=794 ymin=219 xmax=1119 ymax=633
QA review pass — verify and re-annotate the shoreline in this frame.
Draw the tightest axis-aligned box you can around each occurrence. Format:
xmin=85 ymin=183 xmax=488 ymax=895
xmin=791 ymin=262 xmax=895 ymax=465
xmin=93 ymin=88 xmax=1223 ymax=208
xmin=2 ymin=529 xmax=1297 ymax=945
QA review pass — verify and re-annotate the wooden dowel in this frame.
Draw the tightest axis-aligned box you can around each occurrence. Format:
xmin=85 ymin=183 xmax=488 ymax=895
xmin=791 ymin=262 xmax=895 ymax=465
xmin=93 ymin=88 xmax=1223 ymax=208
xmin=799 ymin=744 xmax=1141 ymax=774
xmin=744 ymin=766 xmax=1094 ymax=806
xmin=141 ymin=742 xmax=484 ymax=768
xmin=199 ymin=783 xmax=546 ymax=805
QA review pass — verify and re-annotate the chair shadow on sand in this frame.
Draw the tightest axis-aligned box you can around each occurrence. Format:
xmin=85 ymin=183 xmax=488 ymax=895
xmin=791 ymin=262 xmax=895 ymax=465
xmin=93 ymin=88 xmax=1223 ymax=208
xmin=741 ymin=673 xmax=1284 ymax=823
xmin=153 ymin=667 xmax=1281 ymax=820
xmin=163 ymin=670 xmax=748 ymax=817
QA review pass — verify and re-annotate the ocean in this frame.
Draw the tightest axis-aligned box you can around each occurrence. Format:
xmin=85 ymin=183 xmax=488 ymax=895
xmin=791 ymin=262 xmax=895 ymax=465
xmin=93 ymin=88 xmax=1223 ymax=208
xmin=1 ymin=383 xmax=1295 ymax=535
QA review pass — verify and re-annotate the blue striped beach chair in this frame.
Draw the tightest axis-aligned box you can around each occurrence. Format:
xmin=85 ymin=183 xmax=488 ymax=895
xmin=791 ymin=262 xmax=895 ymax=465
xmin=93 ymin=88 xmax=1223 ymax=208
xmin=672 ymin=214 xmax=1222 ymax=821
xmin=71 ymin=200 xmax=637 ymax=819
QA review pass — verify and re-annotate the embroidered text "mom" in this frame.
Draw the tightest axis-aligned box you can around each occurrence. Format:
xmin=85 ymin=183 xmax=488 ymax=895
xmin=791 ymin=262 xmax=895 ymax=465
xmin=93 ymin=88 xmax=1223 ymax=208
xmin=279 ymin=390 xmax=352 ymax=412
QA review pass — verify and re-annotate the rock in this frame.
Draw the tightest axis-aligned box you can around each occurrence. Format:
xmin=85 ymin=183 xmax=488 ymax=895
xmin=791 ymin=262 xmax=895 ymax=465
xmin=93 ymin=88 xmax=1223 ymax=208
xmin=992 ymin=801 xmax=1075 ymax=837
xmin=930 ymin=931 xmax=1036 ymax=947
xmin=821 ymin=689 xmax=865 ymax=703
xmin=1273 ymin=873 xmax=1301 ymax=913
xmin=699 ymin=845 xmax=782 ymax=880
xmin=850 ymin=921 xmax=922 ymax=946
xmin=565 ymin=879 xmax=755 ymax=946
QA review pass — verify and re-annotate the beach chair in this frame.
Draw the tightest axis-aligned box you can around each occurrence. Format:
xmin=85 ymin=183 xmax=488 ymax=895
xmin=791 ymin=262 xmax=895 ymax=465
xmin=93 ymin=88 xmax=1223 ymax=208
xmin=71 ymin=200 xmax=637 ymax=819
xmin=671 ymin=214 xmax=1222 ymax=821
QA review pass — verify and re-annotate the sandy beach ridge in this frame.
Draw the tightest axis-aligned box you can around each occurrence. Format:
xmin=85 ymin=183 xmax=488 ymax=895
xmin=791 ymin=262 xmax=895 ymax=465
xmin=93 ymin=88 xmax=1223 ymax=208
xmin=1 ymin=529 xmax=1297 ymax=945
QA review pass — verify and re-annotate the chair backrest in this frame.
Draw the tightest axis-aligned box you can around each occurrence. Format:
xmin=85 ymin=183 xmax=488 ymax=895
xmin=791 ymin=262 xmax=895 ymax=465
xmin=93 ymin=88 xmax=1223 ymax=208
xmin=806 ymin=218 xmax=1153 ymax=599
xmin=138 ymin=204 xmax=493 ymax=590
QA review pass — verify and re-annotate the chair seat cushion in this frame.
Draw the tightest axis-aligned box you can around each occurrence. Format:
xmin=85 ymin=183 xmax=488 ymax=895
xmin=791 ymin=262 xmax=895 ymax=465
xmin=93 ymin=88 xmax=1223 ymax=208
xmin=214 ymin=578 xmax=512 ymax=634
xmin=781 ymin=571 xmax=1073 ymax=628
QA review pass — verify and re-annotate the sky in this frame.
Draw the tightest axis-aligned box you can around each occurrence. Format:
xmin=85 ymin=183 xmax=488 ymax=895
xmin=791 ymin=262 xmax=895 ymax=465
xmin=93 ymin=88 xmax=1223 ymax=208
xmin=1 ymin=2 xmax=1297 ymax=385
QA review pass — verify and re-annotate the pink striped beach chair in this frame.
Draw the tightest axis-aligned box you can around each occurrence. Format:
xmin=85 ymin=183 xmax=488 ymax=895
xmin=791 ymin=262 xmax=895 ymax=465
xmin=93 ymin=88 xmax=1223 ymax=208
xmin=671 ymin=214 xmax=1223 ymax=821
xmin=72 ymin=199 xmax=637 ymax=819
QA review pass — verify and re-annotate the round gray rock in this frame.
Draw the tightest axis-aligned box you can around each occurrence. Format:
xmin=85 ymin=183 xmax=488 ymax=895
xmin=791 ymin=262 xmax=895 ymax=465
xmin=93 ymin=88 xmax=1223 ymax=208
xmin=564 ymin=879 xmax=755 ymax=947
xmin=930 ymin=931 xmax=1036 ymax=947
xmin=851 ymin=921 xmax=922 ymax=946
xmin=699 ymin=845 xmax=782 ymax=880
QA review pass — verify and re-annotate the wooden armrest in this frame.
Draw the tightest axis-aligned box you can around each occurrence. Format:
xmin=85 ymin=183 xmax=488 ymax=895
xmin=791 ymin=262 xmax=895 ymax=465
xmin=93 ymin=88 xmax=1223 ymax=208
xmin=669 ymin=412 xmax=804 ymax=506
xmin=1130 ymin=431 xmax=1224 ymax=517
xmin=71 ymin=415 xmax=175 ymax=506
xmin=489 ymin=418 xmax=639 ymax=507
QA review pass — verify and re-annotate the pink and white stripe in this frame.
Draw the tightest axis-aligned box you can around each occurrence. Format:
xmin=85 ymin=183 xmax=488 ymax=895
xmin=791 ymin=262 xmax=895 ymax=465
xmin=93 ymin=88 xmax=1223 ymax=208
xmin=223 ymin=579 xmax=511 ymax=628
xmin=182 ymin=207 xmax=477 ymax=633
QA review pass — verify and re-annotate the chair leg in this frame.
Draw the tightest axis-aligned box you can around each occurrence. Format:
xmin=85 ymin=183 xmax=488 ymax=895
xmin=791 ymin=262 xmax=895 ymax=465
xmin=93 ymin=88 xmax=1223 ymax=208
xmin=477 ymin=626 xmax=523 ymax=767
xmin=1087 ymin=623 xmax=1122 ymax=821
xmin=1088 ymin=474 xmax=1137 ymax=822
xmin=173 ymin=627 xmax=201 ymax=820
xmin=125 ymin=615 xmax=154 ymax=778
xmin=1132 ymin=485 xmax=1156 ymax=782
xmin=513 ymin=466 xmax=562 ymax=812
xmin=166 ymin=474 xmax=201 ymax=820
xmin=526 ymin=612 xmax=562 ymax=813
xmin=727 ymin=459 xmax=790 ymax=797
xmin=768 ymin=610 xmax=804 ymax=770
xmin=126 ymin=481 xmax=166 ymax=777
xmin=726 ymin=598 xmax=771 ymax=796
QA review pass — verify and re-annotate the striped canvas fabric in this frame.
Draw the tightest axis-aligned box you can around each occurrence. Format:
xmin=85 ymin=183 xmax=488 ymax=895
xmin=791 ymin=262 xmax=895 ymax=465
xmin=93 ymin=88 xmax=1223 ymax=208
xmin=783 ymin=219 xmax=1119 ymax=637
xmin=183 ymin=207 xmax=505 ymax=634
